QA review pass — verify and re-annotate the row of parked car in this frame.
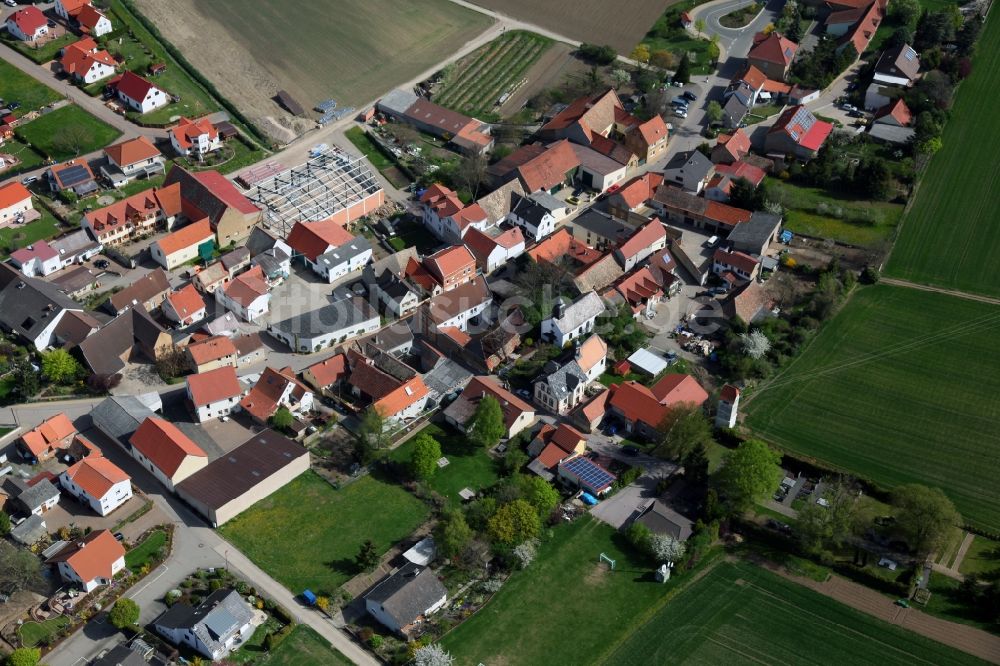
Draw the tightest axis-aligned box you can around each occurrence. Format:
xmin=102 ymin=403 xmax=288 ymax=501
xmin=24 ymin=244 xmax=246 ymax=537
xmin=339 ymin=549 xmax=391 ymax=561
xmin=671 ymin=90 xmax=698 ymax=119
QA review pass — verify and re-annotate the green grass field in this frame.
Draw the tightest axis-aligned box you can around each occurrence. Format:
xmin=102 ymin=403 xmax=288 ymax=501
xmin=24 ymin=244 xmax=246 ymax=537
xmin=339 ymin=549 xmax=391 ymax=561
xmin=125 ymin=530 xmax=166 ymax=572
xmin=435 ymin=31 xmax=552 ymax=119
xmin=219 ymin=470 xmax=429 ymax=596
xmin=886 ymin=13 xmax=1000 ymax=297
xmin=768 ymin=178 xmax=903 ymax=248
xmin=641 ymin=2 xmax=714 ymax=75
xmin=0 ymin=209 xmax=63 ymax=258
xmin=746 ymin=285 xmax=1000 ymax=532
xmin=18 ymin=616 xmax=70 ymax=648
xmin=603 ymin=561 xmax=984 ymax=665
xmin=390 ymin=424 xmax=501 ymax=508
xmin=0 ymin=61 xmax=62 ymax=117
xmin=0 ymin=32 xmax=77 ymax=65
xmin=958 ymin=536 xmax=1000 ymax=577
xmin=442 ymin=517 xmax=717 ymax=665
xmin=15 ymin=105 xmax=121 ymax=161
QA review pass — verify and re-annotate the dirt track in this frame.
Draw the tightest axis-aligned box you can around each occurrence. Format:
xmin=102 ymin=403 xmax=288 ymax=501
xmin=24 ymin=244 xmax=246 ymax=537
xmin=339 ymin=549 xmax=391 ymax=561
xmin=770 ymin=565 xmax=1000 ymax=664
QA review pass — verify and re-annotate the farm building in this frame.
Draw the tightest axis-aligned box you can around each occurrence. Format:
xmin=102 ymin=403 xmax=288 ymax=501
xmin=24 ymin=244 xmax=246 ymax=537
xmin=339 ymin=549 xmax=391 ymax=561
xmin=376 ymin=88 xmax=493 ymax=155
xmin=243 ymin=146 xmax=383 ymax=237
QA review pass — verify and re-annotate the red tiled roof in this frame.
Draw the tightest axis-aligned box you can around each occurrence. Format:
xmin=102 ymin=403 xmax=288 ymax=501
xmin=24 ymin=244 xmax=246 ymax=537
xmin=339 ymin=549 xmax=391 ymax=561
xmin=748 ymin=32 xmax=798 ymax=66
xmin=374 ymin=376 xmax=429 ymax=418
xmin=187 ymin=335 xmax=237 ymax=366
xmin=155 ymin=218 xmax=213 ymax=256
xmin=607 ymin=381 xmax=668 ymax=429
xmin=59 ymin=0 xmax=89 ymax=15
xmin=576 ymin=335 xmax=607 ymax=375
xmin=463 ymin=376 xmax=533 ymax=429
xmin=536 ymin=442 xmax=572 ymax=470
xmin=0 ymin=182 xmax=32 ymax=209
xmin=186 ymin=365 xmax=241 ymax=407
xmin=634 ymin=115 xmax=668 ymax=146
xmin=8 ymin=7 xmax=46 ymax=35
xmin=875 ymin=98 xmax=912 ymax=126
xmin=550 ymin=423 xmax=585 ymax=453
xmin=105 ymin=136 xmax=161 ymax=167
xmin=189 ymin=170 xmax=259 ymax=215
xmin=11 ymin=240 xmax=58 ymax=265
xmin=347 ymin=351 xmax=403 ymax=400
xmin=528 ymin=228 xmax=602 ymax=268
xmin=76 ymin=4 xmax=108 ymax=31
xmin=612 ymin=266 xmax=663 ymax=309
xmin=734 ymin=64 xmax=768 ymax=90
xmin=47 ymin=530 xmax=125 ymax=584
xmin=705 ymin=200 xmax=753 ymax=227
xmin=612 ymin=172 xmax=663 ymax=210
xmin=63 ymin=456 xmax=129 ymax=500
xmin=617 ymin=218 xmax=666 ymax=260
xmin=286 ymin=219 xmax=355 ymax=261
xmin=21 ymin=413 xmax=76 ymax=458
xmin=425 ymin=245 xmax=475 ymax=282
xmin=843 ymin=1 xmax=882 ymax=55
xmin=650 ymin=373 xmax=709 ymax=407
xmin=516 ymin=140 xmax=580 ymax=193
xmin=223 ymin=265 xmax=268 ymax=305
xmin=715 ymin=161 xmax=767 ymax=187
xmin=170 ymin=116 xmax=218 ymax=150
xmin=113 ymin=71 xmax=162 ymax=105
xmin=714 ymin=248 xmax=759 ymax=274
xmin=721 ymin=384 xmax=740 ymax=403
xmin=165 ymin=283 xmax=204 ymax=321
xmin=239 ymin=366 xmax=309 ymax=422
xmin=60 ymin=38 xmax=115 ymax=76
xmin=304 ymin=353 xmax=348 ymax=388
xmin=85 ymin=185 xmax=178 ymax=236
xmin=542 ymin=89 xmax=622 ymax=133
xmin=130 ymin=417 xmax=207 ymax=477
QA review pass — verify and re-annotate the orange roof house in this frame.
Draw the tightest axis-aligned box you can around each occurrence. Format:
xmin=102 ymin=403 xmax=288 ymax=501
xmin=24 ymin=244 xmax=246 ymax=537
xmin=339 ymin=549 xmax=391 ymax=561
xmin=104 ymin=136 xmax=163 ymax=170
xmin=528 ymin=228 xmax=603 ymax=271
xmin=711 ymin=129 xmax=752 ymax=164
xmin=186 ymin=365 xmax=242 ymax=408
xmin=423 ymin=245 xmax=476 ymax=291
xmin=239 ymin=366 xmax=313 ymax=424
xmin=606 ymin=374 xmax=709 ymax=436
xmin=186 ymin=335 xmax=238 ymax=371
xmin=151 ymin=218 xmax=214 ymax=270
xmin=302 ymin=353 xmax=349 ymax=391
xmin=46 ymin=530 xmax=126 ymax=592
xmin=129 ymin=417 xmax=208 ymax=489
xmin=59 ymin=456 xmax=132 ymax=516
xmin=19 ymin=413 xmax=77 ymax=462
xmin=163 ymin=283 xmax=206 ymax=325
xmin=650 ymin=374 xmax=710 ymax=407
xmin=59 ymin=38 xmax=116 ymax=83
xmin=286 ymin=220 xmax=356 ymax=263
xmin=373 ymin=375 xmax=430 ymax=421
xmin=747 ymin=32 xmax=798 ymax=80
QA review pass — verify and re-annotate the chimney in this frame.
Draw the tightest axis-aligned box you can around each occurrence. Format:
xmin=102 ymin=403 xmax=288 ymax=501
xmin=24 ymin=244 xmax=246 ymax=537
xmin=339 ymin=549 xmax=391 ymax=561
xmin=553 ymin=297 xmax=567 ymax=319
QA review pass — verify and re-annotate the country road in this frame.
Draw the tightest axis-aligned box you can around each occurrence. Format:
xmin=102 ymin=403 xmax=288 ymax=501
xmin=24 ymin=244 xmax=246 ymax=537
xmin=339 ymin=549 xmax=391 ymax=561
xmin=879 ymin=277 xmax=1000 ymax=306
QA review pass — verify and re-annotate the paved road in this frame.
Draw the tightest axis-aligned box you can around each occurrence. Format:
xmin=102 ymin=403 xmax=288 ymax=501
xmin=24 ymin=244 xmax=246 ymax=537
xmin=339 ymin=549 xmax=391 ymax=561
xmin=38 ymin=416 xmax=377 ymax=666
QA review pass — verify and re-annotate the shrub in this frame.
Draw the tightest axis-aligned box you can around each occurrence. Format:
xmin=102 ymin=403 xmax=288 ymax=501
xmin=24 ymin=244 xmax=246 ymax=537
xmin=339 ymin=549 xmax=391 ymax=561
xmin=368 ymin=634 xmax=384 ymax=649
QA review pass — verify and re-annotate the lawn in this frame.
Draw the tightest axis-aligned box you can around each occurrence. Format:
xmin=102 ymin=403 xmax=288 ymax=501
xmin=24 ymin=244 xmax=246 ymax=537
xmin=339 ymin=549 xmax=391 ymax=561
xmin=0 ymin=138 xmax=44 ymax=175
xmin=125 ymin=529 xmax=167 ymax=572
xmin=345 ymin=127 xmax=394 ymax=171
xmin=393 ymin=216 xmax=442 ymax=255
xmin=219 ymin=470 xmax=429 ymax=596
xmin=640 ymin=2 xmax=715 ymax=75
xmin=0 ymin=61 xmax=62 ymax=117
xmin=0 ymin=209 xmax=63 ymax=258
xmin=442 ymin=517 xmax=718 ymax=666
xmin=390 ymin=423 xmax=501 ymax=507
xmin=15 ymin=105 xmax=121 ymax=161
xmin=886 ymin=13 xmax=1000 ymax=297
xmin=958 ymin=536 xmax=1000 ymax=577
xmin=434 ymin=31 xmax=552 ymax=120
xmin=602 ymin=560 xmax=984 ymax=665
xmin=768 ymin=178 xmax=903 ymax=247
xmin=745 ymin=285 xmax=1000 ymax=532
xmin=18 ymin=616 xmax=70 ymax=648
xmin=264 ymin=626 xmax=353 ymax=666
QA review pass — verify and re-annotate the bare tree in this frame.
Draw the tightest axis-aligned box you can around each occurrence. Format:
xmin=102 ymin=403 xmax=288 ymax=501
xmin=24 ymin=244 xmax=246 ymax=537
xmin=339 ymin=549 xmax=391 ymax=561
xmin=0 ymin=541 xmax=43 ymax=593
xmin=454 ymin=153 xmax=489 ymax=199
xmin=52 ymin=125 xmax=95 ymax=157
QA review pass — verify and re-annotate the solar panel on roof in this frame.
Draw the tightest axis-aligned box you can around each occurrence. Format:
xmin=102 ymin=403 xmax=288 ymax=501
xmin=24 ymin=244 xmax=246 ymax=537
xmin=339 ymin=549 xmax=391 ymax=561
xmin=57 ymin=164 xmax=91 ymax=188
xmin=904 ymin=48 xmax=915 ymax=60
xmin=563 ymin=456 xmax=615 ymax=489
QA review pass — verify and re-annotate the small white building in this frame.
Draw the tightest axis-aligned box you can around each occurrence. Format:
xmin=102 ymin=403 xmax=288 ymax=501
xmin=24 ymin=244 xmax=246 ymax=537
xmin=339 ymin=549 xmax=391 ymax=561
xmin=267 ymin=297 xmax=379 ymax=354
xmin=5 ymin=7 xmax=49 ymax=41
xmin=186 ymin=366 xmax=242 ymax=423
xmin=716 ymin=384 xmax=741 ymax=429
xmin=153 ymin=589 xmax=255 ymax=661
xmin=541 ymin=291 xmax=605 ymax=348
xmin=217 ymin=266 xmax=270 ymax=323
xmin=46 ymin=530 xmax=126 ymax=593
xmin=129 ymin=417 xmax=208 ymax=491
xmin=162 ymin=284 xmax=207 ymax=326
xmin=10 ymin=241 xmax=62 ymax=277
xmin=59 ymin=456 xmax=132 ymax=516
xmin=150 ymin=219 xmax=215 ymax=271
xmin=169 ymin=117 xmax=222 ymax=158
xmin=114 ymin=71 xmax=170 ymax=114
xmin=365 ymin=563 xmax=448 ymax=635
xmin=506 ymin=193 xmax=557 ymax=242
xmin=0 ymin=182 xmax=33 ymax=226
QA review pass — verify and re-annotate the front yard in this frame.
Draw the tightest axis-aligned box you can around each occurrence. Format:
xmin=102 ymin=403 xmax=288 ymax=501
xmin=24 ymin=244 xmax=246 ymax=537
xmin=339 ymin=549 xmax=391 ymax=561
xmin=0 ymin=209 xmax=65 ymax=258
xmin=219 ymin=470 xmax=430 ymax=596
xmin=261 ymin=626 xmax=353 ymax=666
xmin=124 ymin=529 xmax=167 ymax=573
xmin=17 ymin=616 xmax=70 ymax=648
xmin=0 ymin=61 xmax=62 ymax=117
xmin=390 ymin=424 xmax=501 ymax=508
xmin=0 ymin=31 xmax=77 ymax=64
xmin=15 ymin=105 xmax=121 ymax=161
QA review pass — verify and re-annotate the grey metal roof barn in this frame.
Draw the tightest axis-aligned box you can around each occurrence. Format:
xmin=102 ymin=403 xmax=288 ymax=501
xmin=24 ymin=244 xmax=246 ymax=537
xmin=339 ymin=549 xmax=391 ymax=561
xmin=92 ymin=395 xmax=155 ymax=446
xmin=243 ymin=146 xmax=382 ymax=237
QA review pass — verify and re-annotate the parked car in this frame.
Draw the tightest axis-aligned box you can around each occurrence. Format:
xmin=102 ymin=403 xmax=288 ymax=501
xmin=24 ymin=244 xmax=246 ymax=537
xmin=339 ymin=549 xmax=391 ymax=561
xmin=113 ymin=532 xmax=124 ymax=542
xmin=8 ymin=101 xmax=20 ymax=110
xmin=94 ymin=259 xmax=110 ymax=269
xmin=682 ymin=91 xmax=698 ymax=101
xmin=841 ymin=103 xmax=857 ymax=112
xmin=848 ymin=110 xmax=864 ymax=118
xmin=622 ymin=445 xmax=640 ymax=456
xmin=671 ymin=96 xmax=689 ymax=107
xmin=673 ymin=109 xmax=688 ymax=118
xmin=2 ymin=1 xmax=16 ymax=8
xmin=20 ymin=176 xmax=37 ymax=185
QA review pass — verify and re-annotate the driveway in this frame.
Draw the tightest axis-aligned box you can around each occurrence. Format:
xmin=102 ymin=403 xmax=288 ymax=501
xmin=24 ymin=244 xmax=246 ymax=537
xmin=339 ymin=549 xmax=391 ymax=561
xmin=585 ymin=433 xmax=676 ymax=478
xmin=591 ymin=475 xmax=663 ymax=530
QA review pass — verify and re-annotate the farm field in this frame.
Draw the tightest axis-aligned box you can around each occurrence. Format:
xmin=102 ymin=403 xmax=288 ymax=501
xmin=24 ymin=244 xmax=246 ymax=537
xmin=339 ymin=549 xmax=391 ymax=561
xmin=261 ymin=626 xmax=352 ymax=666
xmin=603 ymin=560 xmax=985 ymax=665
xmin=442 ymin=517 xmax=720 ymax=666
xmin=886 ymin=12 xmax=1000 ymax=297
xmin=0 ymin=61 xmax=62 ymax=118
xmin=467 ymin=0 xmax=665 ymax=53
xmin=15 ymin=105 xmax=121 ymax=161
xmin=434 ymin=31 xmax=551 ymax=119
xmin=219 ymin=470 xmax=429 ymax=596
xmin=745 ymin=285 xmax=1000 ymax=532
xmin=134 ymin=0 xmax=493 ymax=141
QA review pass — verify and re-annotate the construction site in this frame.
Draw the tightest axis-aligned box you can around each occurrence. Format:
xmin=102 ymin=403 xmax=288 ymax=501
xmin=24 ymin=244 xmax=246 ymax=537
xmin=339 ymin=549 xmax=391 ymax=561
xmin=242 ymin=147 xmax=385 ymax=236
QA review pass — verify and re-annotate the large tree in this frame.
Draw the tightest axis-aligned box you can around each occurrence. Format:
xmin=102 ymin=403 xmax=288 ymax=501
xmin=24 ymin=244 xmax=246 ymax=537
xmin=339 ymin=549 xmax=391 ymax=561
xmin=356 ymin=407 xmax=389 ymax=463
xmin=41 ymin=348 xmax=82 ymax=385
xmin=488 ymin=499 xmax=541 ymax=545
xmin=706 ymin=100 xmax=724 ymax=124
xmin=715 ymin=439 xmax=782 ymax=514
xmin=0 ymin=541 xmax=43 ymax=593
xmin=434 ymin=511 xmax=473 ymax=559
xmin=109 ymin=597 xmax=140 ymax=629
xmin=355 ymin=539 xmax=380 ymax=572
xmin=468 ymin=395 xmax=505 ymax=449
xmin=796 ymin=481 xmax=860 ymax=555
xmin=409 ymin=433 xmax=443 ymax=481
xmin=655 ymin=404 xmax=714 ymax=460
xmin=674 ymin=53 xmax=691 ymax=84
xmin=517 ymin=475 xmax=560 ymax=517
xmin=270 ymin=406 xmax=294 ymax=432
xmin=51 ymin=125 xmax=94 ymax=157
xmin=892 ymin=484 xmax=960 ymax=557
